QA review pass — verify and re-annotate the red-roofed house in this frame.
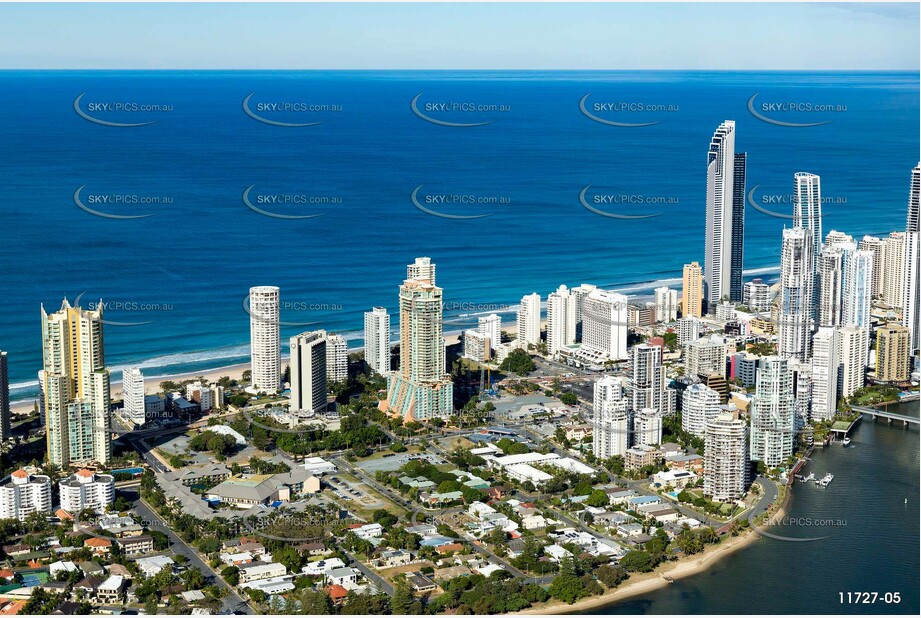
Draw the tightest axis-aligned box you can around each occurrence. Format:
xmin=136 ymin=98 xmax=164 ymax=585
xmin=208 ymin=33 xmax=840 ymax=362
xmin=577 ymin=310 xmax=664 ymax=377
xmin=84 ymin=537 xmax=112 ymax=555
xmin=325 ymin=584 xmax=349 ymax=605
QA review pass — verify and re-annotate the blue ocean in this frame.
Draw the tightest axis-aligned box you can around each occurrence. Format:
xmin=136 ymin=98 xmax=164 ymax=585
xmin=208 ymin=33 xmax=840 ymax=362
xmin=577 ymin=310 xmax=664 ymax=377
xmin=0 ymin=70 xmax=917 ymax=399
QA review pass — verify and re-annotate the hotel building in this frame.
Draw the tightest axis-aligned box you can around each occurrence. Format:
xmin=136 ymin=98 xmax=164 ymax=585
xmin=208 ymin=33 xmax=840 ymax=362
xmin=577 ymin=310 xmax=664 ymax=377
xmin=290 ymin=330 xmax=328 ymax=414
xmin=249 ymin=286 xmax=281 ymax=394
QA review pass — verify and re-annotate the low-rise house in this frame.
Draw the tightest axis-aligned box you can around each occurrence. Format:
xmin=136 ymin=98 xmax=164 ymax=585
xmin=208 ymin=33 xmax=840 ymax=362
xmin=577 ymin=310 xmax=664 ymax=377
xmin=521 ymin=514 xmax=547 ymax=530
xmin=116 ymin=535 xmax=154 ymax=557
xmin=181 ymin=590 xmax=207 ymax=603
xmin=433 ymin=565 xmax=472 ymax=581
xmin=624 ymin=445 xmax=660 ymax=470
xmin=135 ymin=555 xmax=174 ymax=578
xmin=652 ymin=469 xmax=698 ymax=489
xmin=83 ymin=538 xmax=111 ymax=556
xmin=96 ymin=575 xmax=125 ymax=603
xmin=325 ymin=566 xmax=359 ymax=588
xmin=301 ymin=558 xmax=344 ymax=577
xmin=352 ymin=523 xmax=384 ymax=541
xmin=73 ymin=575 xmax=104 ymax=597
xmin=544 ymin=544 xmax=572 ymax=563
xmin=77 ymin=561 xmax=105 ymax=577
xmin=407 ymin=572 xmax=437 ymax=592
xmin=325 ymin=584 xmax=349 ymax=605
xmin=605 ymin=488 xmax=637 ymax=505
xmin=49 ymin=561 xmax=80 ymax=578
xmin=240 ymin=575 xmax=295 ymax=595
xmin=2 ymin=545 xmax=30 ymax=558
xmin=295 ymin=542 xmax=328 ymax=556
xmin=373 ymin=549 xmax=413 ymax=569
xmin=220 ymin=551 xmax=255 ymax=566
xmin=663 ymin=453 xmax=704 ymax=473
xmin=238 ymin=562 xmax=286 ymax=584
xmin=617 ymin=523 xmax=645 ymax=537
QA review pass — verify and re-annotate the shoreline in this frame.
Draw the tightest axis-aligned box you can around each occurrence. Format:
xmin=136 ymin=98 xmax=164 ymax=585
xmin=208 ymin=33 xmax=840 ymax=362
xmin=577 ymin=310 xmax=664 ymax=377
xmin=511 ymin=492 xmax=790 ymax=616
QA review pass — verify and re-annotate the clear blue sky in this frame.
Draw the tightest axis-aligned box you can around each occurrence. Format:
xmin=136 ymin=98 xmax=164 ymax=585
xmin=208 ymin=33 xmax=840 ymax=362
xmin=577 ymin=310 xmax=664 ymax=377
xmin=0 ymin=2 xmax=917 ymax=70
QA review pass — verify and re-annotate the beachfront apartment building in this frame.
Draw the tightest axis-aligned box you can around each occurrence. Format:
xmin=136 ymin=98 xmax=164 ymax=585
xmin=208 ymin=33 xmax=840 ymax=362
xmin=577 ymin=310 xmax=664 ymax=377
xmin=289 ymin=330 xmax=328 ymax=414
xmin=326 ymin=334 xmax=348 ymax=384
xmin=743 ymin=279 xmax=771 ymax=312
xmin=122 ymin=367 xmax=145 ymax=427
xmin=249 ymin=286 xmax=281 ymax=394
xmin=546 ymin=285 xmax=577 ymax=355
xmin=364 ymin=306 xmax=391 ymax=375
xmin=478 ymin=314 xmax=501 ymax=353
xmin=516 ymin=293 xmax=541 ymax=346
xmin=682 ymin=262 xmax=703 ymax=318
xmin=581 ymin=289 xmax=629 ymax=361
xmin=654 ymin=286 xmax=678 ymax=323
xmin=41 ymin=298 xmax=111 ymax=467
xmin=0 ymin=470 xmax=52 ymax=521
xmin=704 ymin=121 xmax=742 ymax=311
xmin=0 ymin=351 xmax=9 ymax=443
xmin=628 ymin=344 xmax=669 ymax=415
xmin=382 ymin=259 xmax=453 ymax=421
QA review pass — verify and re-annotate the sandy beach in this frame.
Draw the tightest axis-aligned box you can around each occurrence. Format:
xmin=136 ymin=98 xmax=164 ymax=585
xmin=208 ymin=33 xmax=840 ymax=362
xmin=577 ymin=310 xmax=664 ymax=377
xmin=511 ymin=498 xmax=790 ymax=616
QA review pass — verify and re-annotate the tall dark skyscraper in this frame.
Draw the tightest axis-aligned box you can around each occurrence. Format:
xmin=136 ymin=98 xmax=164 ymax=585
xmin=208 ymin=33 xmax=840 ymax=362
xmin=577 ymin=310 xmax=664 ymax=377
xmin=729 ymin=152 xmax=747 ymax=302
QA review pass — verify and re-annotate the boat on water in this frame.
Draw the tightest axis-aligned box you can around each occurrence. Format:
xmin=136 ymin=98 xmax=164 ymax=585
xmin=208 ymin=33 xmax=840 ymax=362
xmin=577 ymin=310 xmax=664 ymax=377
xmin=842 ymin=437 xmax=851 ymax=446
xmin=800 ymin=472 xmax=816 ymax=483
xmin=816 ymin=473 xmax=834 ymax=487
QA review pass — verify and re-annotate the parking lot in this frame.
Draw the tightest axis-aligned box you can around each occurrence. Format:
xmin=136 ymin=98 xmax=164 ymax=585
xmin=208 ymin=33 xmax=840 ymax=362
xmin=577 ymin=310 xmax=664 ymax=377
xmin=354 ymin=452 xmax=446 ymax=474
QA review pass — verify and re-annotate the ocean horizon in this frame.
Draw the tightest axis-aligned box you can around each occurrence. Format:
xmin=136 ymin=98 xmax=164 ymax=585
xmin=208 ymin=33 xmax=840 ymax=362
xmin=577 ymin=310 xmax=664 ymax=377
xmin=1 ymin=69 xmax=917 ymax=400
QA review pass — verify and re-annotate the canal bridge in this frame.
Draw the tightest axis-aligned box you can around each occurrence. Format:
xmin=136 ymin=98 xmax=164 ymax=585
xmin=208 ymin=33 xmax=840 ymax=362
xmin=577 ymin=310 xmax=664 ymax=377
xmin=852 ymin=405 xmax=919 ymax=428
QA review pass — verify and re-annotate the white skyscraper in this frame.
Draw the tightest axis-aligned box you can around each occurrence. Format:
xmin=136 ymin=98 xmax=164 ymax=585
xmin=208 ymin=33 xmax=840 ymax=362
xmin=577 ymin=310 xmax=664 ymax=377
xmin=581 ymin=289 xmax=629 ymax=361
xmin=628 ymin=344 xmax=668 ymax=415
xmin=478 ymin=314 xmax=501 ymax=352
xmin=778 ymin=227 xmax=815 ymax=362
xmin=684 ymin=335 xmax=727 ymax=378
xmin=59 ymin=469 xmax=115 ymax=514
xmin=632 ymin=408 xmax=663 ymax=447
xmin=749 ymin=357 xmax=795 ymax=468
xmin=326 ymin=334 xmax=348 ymax=384
xmin=290 ymin=330 xmax=328 ymax=414
xmin=654 ymin=286 xmax=678 ymax=323
xmin=122 ymin=367 xmax=146 ymax=427
xmin=743 ymin=279 xmax=772 ymax=312
xmin=546 ymin=285 xmax=577 ymax=355
xmin=568 ymin=283 xmax=598 ymax=342
xmin=837 ymin=326 xmax=869 ymax=398
xmin=816 ymin=246 xmax=844 ymax=327
xmin=681 ymin=382 xmax=722 ymax=437
xmin=859 ymin=235 xmax=885 ymax=296
xmin=516 ymin=293 xmax=542 ymax=346
xmin=793 ymin=173 xmax=823 ymax=295
xmin=704 ymin=411 xmax=748 ymax=501
xmin=676 ymin=316 xmax=701 ymax=346
xmin=0 ymin=470 xmax=52 ymax=522
xmin=704 ymin=120 xmax=738 ymax=309
xmin=249 ymin=285 xmax=281 ymax=394
xmin=810 ymin=327 xmax=840 ymax=421
xmin=592 ymin=376 xmax=629 ymax=458
xmin=407 ymin=256 xmax=436 ymax=284
xmin=383 ymin=260 xmax=453 ymax=421
xmin=903 ymin=164 xmax=920 ymax=352
xmin=880 ymin=232 xmax=905 ymax=306
xmin=41 ymin=298 xmax=111 ymax=467
xmin=0 ymin=351 xmax=9 ymax=443
xmin=364 ymin=306 xmax=391 ymax=375
xmin=842 ymin=249 xmax=874 ymax=329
